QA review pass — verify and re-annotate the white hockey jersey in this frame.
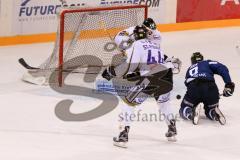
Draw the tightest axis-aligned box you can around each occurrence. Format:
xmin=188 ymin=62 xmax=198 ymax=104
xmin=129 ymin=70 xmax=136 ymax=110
xmin=114 ymin=26 xmax=162 ymax=51
xmin=114 ymin=39 xmax=169 ymax=78
xmin=147 ymin=29 xmax=162 ymax=47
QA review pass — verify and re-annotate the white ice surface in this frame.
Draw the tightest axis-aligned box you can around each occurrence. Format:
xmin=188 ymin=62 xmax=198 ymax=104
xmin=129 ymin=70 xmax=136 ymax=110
xmin=0 ymin=27 xmax=240 ymax=160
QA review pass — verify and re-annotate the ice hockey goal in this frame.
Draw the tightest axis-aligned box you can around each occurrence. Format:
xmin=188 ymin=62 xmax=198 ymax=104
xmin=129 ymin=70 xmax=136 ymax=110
xmin=24 ymin=5 xmax=148 ymax=86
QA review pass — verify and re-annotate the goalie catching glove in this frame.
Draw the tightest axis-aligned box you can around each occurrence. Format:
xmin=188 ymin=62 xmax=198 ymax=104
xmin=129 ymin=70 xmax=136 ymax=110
xmin=223 ymin=82 xmax=235 ymax=97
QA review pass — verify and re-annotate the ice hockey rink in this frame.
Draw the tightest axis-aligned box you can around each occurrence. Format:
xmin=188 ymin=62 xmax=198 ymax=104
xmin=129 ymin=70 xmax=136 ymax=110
xmin=0 ymin=27 xmax=239 ymax=160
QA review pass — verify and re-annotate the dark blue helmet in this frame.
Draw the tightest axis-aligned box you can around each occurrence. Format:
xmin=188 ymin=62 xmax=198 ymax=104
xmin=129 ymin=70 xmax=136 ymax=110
xmin=191 ymin=52 xmax=204 ymax=64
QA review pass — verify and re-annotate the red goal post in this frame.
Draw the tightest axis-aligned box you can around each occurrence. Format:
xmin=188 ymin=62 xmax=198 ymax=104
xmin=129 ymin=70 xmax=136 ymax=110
xmin=58 ymin=5 xmax=148 ymax=86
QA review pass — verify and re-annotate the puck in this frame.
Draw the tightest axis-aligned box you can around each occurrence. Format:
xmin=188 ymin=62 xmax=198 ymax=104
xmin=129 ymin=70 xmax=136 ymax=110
xmin=176 ymin=95 xmax=181 ymax=99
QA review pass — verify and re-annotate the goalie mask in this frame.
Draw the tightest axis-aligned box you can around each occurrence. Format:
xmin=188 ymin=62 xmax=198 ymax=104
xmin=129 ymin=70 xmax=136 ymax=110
xmin=133 ymin=25 xmax=148 ymax=40
xmin=143 ymin=18 xmax=157 ymax=30
xmin=191 ymin=52 xmax=204 ymax=64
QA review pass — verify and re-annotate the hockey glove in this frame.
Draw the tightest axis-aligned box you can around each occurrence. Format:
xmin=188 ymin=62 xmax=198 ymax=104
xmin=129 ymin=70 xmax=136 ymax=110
xmin=119 ymin=38 xmax=134 ymax=51
xmin=165 ymin=57 xmax=182 ymax=74
xmin=102 ymin=66 xmax=116 ymax=81
xmin=223 ymin=82 xmax=235 ymax=97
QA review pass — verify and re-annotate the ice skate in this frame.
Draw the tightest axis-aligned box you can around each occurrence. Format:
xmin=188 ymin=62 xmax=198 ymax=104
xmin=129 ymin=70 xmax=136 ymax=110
xmin=113 ymin=126 xmax=129 ymax=148
xmin=214 ymin=107 xmax=226 ymax=125
xmin=165 ymin=119 xmax=177 ymax=142
xmin=192 ymin=104 xmax=201 ymax=125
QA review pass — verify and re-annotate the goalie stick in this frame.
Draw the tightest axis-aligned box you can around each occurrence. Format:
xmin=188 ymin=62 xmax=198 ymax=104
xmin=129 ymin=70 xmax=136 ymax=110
xmin=18 ymin=58 xmax=40 ymax=70
xmin=18 ymin=58 xmax=105 ymax=75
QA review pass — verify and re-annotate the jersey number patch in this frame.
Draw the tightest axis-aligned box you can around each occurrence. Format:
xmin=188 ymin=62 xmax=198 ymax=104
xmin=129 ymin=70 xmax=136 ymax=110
xmin=147 ymin=50 xmax=164 ymax=65
xmin=189 ymin=66 xmax=198 ymax=76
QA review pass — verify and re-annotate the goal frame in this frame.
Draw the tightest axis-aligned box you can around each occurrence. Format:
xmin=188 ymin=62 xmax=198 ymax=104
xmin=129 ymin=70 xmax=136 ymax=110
xmin=58 ymin=5 xmax=148 ymax=86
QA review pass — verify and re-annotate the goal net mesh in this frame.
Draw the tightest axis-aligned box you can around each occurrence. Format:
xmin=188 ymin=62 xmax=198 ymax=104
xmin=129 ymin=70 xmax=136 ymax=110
xmin=25 ymin=5 xmax=147 ymax=85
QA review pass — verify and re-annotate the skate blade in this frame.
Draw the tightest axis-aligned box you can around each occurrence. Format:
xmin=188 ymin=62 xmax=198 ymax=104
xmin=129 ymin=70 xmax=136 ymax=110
xmin=193 ymin=105 xmax=201 ymax=125
xmin=193 ymin=116 xmax=200 ymax=125
xmin=218 ymin=117 xmax=226 ymax=125
xmin=113 ymin=142 xmax=128 ymax=148
xmin=215 ymin=108 xmax=226 ymax=125
xmin=167 ymin=136 xmax=177 ymax=142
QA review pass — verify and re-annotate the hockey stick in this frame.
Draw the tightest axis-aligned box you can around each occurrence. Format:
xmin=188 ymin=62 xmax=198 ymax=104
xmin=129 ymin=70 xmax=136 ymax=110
xmin=142 ymin=24 xmax=153 ymax=32
xmin=98 ymin=21 xmax=127 ymax=58
xmin=125 ymin=78 xmax=150 ymax=104
xmin=18 ymin=58 xmax=40 ymax=70
xmin=18 ymin=58 xmax=105 ymax=74
xmin=99 ymin=20 xmax=134 ymax=49
xmin=99 ymin=21 xmax=115 ymax=41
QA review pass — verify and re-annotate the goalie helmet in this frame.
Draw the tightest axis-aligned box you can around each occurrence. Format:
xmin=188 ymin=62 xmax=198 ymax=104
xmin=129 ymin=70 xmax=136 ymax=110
xmin=143 ymin=18 xmax=157 ymax=30
xmin=191 ymin=52 xmax=204 ymax=64
xmin=133 ymin=25 xmax=148 ymax=40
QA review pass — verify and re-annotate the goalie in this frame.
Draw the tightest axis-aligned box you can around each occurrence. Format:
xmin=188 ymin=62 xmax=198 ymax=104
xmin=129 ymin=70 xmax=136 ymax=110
xmin=102 ymin=25 xmax=181 ymax=148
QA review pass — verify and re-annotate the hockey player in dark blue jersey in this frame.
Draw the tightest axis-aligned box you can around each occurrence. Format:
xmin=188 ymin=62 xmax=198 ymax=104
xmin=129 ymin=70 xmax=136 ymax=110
xmin=179 ymin=52 xmax=235 ymax=125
